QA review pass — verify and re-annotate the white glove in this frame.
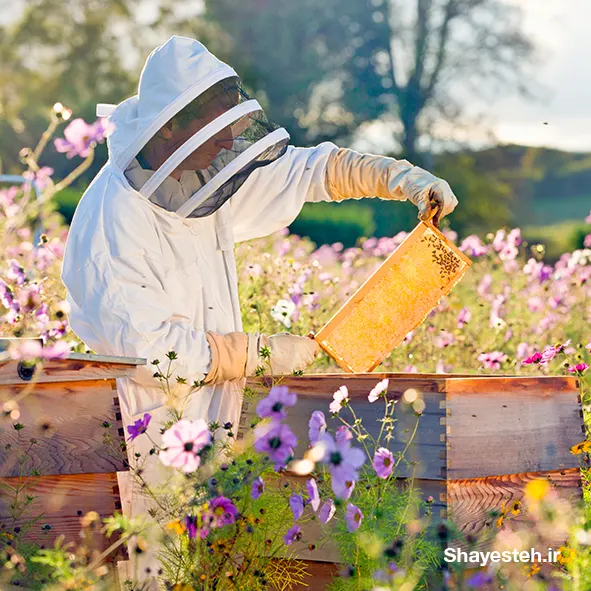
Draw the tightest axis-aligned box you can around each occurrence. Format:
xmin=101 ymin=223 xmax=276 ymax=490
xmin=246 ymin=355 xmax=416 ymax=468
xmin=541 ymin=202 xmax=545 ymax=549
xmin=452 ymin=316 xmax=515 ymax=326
xmin=325 ymin=148 xmax=459 ymax=226
xmin=245 ymin=333 xmax=320 ymax=376
xmin=394 ymin=165 xmax=459 ymax=227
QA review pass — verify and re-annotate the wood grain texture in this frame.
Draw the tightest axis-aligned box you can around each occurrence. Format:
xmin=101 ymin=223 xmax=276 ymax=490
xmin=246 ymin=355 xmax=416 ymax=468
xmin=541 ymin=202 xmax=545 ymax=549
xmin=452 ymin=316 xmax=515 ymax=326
xmin=0 ymin=472 xmax=123 ymax=553
xmin=0 ymin=381 xmax=126 ymax=477
xmin=0 ymin=354 xmax=144 ymax=385
xmin=448 ymin=468 xmax=582 ymax=554
xmin=271 ymin=560 xmax=339 ymax=591
xmin=445 ymin=378 xmax=583 ymax=478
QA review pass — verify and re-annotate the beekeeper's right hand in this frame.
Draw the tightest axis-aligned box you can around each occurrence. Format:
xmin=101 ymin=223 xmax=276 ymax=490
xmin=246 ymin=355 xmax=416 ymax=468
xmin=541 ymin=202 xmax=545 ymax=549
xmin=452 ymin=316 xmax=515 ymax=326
xmin=204 ymin=331 xmax=319 ymax=384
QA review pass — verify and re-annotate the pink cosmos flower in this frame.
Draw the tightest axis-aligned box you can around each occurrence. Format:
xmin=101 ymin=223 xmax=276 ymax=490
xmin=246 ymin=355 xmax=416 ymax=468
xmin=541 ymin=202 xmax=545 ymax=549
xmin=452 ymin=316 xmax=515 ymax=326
xmin=586 ymin=340 xmax=591 ymax=352
xmin=459 ymin=235 xmax=487 ymax=257
xmin=527 ymin=297 xmax=544 ymax=313
xmin=373 ymin=447 xmax=395 ymax=479
xmin=319 ymin=499 xmax=336 ymax=524
xmin=10 ymin=339 xmax=70 ymax=360
xmin=477 ymin=351 xmax=508 ymax=370
xmin=210 ymin=496 xmax=238 ymax=527
xmin=368 ymin=379 xmax=389 ymax=403
xmin=568 ymin=364 xmax=589 ymax=374
xmin=345 ymin=503 xmax=363 ymax=532
xmin=329 ymin=385 xmax=349 ymax=414
xmin=457 ymin=307 xmax=472 ymax=328
xmin=586 ymin=209 xmax=591 ymax=224
xmin=586 ymin=235 xmax=591 ymax=248
xmin=308 ymin=410 xmax=327 ymax=445
xmin=7 ymin=259 xmax=26 ymax=285
xmin=251 ymin=476 xmax=265 ymax=500
xmin=477 ymin=274 xmax=493 ymax=296
xmin=404 ymin=365 xmax=419 ymax=374
xmin=306 ymin=478 xmax=320 ymax=512
xmin=289 ymin=493 xmax=305 ymax=520
xmin=434 ymin=330 xmax=454 ymax=349
xmin=284 ymin=525 xmax=302 ymax=546
xmin=335 ymin=426 xmax=353 ymax=443
xmin=23 ymin=167 xmax=54 ymax=191
xmin=54 ymin=118 xmax=109 ymax=159
xmin=256 ymin=385 xmax=297 ymax=420
xmin=254 ymin=420 xmax=298 ymax=469
xmin=159 ymin=419 xmax=212 ymax=473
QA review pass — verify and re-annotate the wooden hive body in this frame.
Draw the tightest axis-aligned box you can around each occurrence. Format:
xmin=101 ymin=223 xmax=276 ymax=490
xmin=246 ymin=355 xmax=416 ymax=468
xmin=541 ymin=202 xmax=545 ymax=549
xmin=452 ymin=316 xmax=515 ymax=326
xmin=0 ymin=353 xmax=143 ymax=555
xmin=241 ymin=373 xmax=584 ymax=584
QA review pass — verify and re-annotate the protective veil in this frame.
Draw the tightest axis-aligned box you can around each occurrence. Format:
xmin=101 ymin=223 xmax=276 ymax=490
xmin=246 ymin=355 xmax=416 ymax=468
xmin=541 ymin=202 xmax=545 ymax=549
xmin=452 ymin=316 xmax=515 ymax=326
xmin=61 ymin=35 xmax=337 ymax=585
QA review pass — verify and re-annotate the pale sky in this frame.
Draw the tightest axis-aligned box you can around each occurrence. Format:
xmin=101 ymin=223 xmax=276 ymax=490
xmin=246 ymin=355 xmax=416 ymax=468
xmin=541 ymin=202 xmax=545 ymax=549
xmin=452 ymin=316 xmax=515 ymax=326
xmin=486 ymin=0 xmax=591 ymax=151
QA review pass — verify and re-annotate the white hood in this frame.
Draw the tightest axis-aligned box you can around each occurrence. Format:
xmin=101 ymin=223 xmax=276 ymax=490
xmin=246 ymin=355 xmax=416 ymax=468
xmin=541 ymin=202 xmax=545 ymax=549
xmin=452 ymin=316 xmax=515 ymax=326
xmin=99 ymin=35 xmax=238 ymax=171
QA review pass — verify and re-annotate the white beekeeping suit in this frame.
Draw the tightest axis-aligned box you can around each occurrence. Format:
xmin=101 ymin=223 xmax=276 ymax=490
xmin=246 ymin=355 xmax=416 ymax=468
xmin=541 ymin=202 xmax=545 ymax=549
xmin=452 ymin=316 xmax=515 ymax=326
xmin=61 ymin=35 xmax=458 ymax=587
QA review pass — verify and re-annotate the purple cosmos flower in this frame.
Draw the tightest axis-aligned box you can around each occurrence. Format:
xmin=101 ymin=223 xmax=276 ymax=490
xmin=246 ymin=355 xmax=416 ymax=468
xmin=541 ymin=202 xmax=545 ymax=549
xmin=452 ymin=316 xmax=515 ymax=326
xmin=321 ymin=433 xmax=365 ymax=498
xmin=373 ymin=447 xmax=395 ymax=479
xmin=368 ymin=379 xmax=389 ymax=403
xmin=210 ymin=496 xmax=238 ymax=527
xmin=477 ymin=352 xmax=508 ymax=370
xmin=159 ymin=418 xmax=212 ymax=473
xmin=335 ymin=426 xmax=353 ymax=443
xmin=289 ymin=493 xmax=305 ymax=520
xmin=466 ymin=571 xmax=493 ymax=587
xmin=54 ymin=118 xmax=109 ymax=159
xmin=127 ymin=413 xmax=152 ymax=441
xmin=254 ymin=420 xmax=298 ymax=469
xmin=185 ymin=512 xmax=212 ymax=539
xmin=256 ymin=385 xmax=297 ymax=420
xmin=251 ymin=476 xmax=265 ymax=500
xmin=306 ymin=478 xmax=320 ymax=512
xmin=345 ymin=503 xmax=363 ymax=532
xmin=568 ymin=363 xmax=589 ymax=374
xmin=283 ymin=525 xmax=302 ymax=546
xmin=318 ymin=499 xmax=336 ymax=524
xmin=332 ymin=476 xmax=355 ymax=500
xmin=308 ymin=410 xmax=327 ymax=445
xmin=329 ymin=385 xmax=349 ymax=414
xmin=460 ymin=235 xmax=487 ymax=257
xmin=7 ymin=260 xmax=26 ymax=285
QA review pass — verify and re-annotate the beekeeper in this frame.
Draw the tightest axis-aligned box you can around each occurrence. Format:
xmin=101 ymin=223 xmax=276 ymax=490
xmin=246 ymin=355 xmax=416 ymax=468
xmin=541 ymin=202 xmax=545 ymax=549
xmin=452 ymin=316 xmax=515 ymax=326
xmin=61 ymin=35 xmax=458 ymax=582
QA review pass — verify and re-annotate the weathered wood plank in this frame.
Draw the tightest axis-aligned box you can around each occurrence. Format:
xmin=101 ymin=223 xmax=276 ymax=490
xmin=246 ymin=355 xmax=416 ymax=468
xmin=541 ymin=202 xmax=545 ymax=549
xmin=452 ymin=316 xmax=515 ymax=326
xmin=445 ymin=378 xmax=583 ymax=479
xmin=0 ymin=354 xmax=144 ymax=385
xmin=0 ymin=381 xmax=126 ymax=477
xmin=0 ymin=472 xmax=123 ymax=554
xmin=448 ymin=468 xmax=582 ymax=554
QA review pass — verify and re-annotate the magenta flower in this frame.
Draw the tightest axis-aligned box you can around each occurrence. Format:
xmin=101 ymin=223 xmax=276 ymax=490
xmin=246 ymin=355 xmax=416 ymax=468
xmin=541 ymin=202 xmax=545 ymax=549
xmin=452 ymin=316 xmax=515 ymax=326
xmin=159 ymin=419 xmax=212 ymax=473
xmin=251 ymin=476 xmax=265 ymax=500
xmin=306 ymin=478 xmax=320 ymax=512
xmin=254 ymin=420 xmax=298 ymax=469
xmin=345 ymin=503 xmax=363 ymax=532
xmin=523 ymin=351 xmax=543 ymax=365
xmin=283 ymin=525 xmax=302 ymax=546
xmin=368 ymin=379 xmax=389 ymax=403
xmin=127 ymin=413 xmax=152 ymax=441
xmin=210 ymin=496 xmax=238 ymax=527
xmin=319 ymin=499 xmax=336 ymax=524
xmin=329 ymin=385 xmax=349 ymax=414
xmin=568 ymin=364 xmax=589 ymax=374
xmin=289 ymin=493 xmax=305 ymax=520
xmin=373 ymin=447 xmax=395 ymax=479
xmin=457 ymin=307 xmax=472 ymax=329
xmin=185 ymin=514 xmax=210 ymax=539
xmin=256 ymin=385 xmax=297 ymax=420
xmin=477 ymin=351 xmax=508 ymax=370
xmin=308 ymin=410 xmax=327 ymax=445
xmin=54 ymin=118 xmax=109 ymax=159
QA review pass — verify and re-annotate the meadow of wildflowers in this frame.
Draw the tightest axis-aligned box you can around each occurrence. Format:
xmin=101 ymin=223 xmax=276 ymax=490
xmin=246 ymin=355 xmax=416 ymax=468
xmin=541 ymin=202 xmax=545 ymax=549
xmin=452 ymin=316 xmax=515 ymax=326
xmin=0 ymin=110 xmax=590 ymax=590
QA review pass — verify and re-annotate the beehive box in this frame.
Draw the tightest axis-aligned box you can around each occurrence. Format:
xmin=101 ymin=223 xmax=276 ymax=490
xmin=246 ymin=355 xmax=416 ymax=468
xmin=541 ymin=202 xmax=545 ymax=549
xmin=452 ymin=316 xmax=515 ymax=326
xmin=241 ymin=373 xmax=584 ymax=577
xmin=0 ymin=352 xmax=144 ymax=554
xmin=312 ymin=220 xmax=472 ymax=373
